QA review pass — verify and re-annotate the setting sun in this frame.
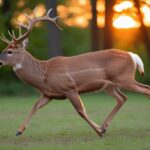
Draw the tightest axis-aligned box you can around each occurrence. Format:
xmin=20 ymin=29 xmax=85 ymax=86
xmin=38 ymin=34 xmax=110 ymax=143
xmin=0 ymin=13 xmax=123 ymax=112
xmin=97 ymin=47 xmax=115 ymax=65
xmin=113 ymin=15 xmax=140 ymax=29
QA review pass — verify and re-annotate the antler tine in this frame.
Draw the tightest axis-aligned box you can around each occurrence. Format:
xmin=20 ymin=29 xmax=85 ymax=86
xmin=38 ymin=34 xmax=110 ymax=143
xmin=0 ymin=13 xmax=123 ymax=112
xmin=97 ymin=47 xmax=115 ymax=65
xmin=2 ymin=33 xmax=8 ymax=41
xmin=2 ymin=33 xmax=9 ymax=41
xmin=8 ymin=30 xmax=16 ymax=40
xmin=46 ymin=8 xmax=53 ymax=17
xmin=51 ymin=16 xmax=63 ymax=30
xmin=0 ymin=33 xmax=10 ymax=44
xmin=24 ymin=13 xmax=32 ymax=20
xmin=46 ymin=8 xmax=63 ymax=30
xmin=12 ymin=30 xmax=16 ymax=39
xmin=33 ymin=6 xmax=38 ymax=18
xmin=0 ymin=36 xmax=6 ymax=43
xmin=0 ymin=36 xmax=9 ymax=44
xmin=18 ymin=26 xmax=22 ymax=37
xmin=16 ymin=21 xmax=28 ymax=29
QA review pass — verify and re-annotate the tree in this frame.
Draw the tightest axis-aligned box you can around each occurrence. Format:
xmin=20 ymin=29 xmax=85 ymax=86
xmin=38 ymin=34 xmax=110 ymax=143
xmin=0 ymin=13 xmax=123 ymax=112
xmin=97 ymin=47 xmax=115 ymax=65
xmin=1 ymin=0 xmax=12 ymax=31
xmin=45 ymin=0 xmax=62 ymax=57
xmin=134 ymin=0 xmax=150 ymax=58
xmin=104 ymin=0 xmax=116 ymax=49
xmin=91 ymin=0 xmax=100 ymax=51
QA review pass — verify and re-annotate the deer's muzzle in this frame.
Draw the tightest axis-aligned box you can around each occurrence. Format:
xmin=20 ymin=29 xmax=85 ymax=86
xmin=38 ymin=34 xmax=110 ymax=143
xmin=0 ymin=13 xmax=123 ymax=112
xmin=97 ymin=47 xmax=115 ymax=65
xmin=0 ymin=60 xmax=4 ymax=67
xmin=0 ymin=61 xmax=3 ymax=66
xmin=0 ymin=53 xmax=5 ymax=67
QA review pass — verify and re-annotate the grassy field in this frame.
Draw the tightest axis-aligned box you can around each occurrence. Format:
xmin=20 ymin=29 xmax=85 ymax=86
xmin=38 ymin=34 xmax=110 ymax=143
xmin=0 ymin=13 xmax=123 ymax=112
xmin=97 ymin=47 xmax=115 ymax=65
xmin=0 ymin=93 xmax=150 ymax=150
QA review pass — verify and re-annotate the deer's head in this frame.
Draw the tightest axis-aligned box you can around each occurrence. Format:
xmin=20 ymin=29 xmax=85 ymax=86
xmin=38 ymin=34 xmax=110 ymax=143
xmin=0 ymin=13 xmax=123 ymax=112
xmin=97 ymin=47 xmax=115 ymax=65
xmin=0 ymin=7 xmax=61 ymax=68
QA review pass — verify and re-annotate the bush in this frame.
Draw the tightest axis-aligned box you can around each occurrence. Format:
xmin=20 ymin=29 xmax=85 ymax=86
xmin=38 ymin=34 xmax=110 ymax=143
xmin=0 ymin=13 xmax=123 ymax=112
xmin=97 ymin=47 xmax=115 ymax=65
xmin=0 ymin=81 xmax=38 ymax=96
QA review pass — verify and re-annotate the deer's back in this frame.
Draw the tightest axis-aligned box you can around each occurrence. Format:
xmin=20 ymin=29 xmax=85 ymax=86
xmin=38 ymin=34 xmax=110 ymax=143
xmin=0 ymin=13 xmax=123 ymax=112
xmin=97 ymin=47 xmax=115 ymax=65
xmin=44 ymin=49 xmax=134 ymax=95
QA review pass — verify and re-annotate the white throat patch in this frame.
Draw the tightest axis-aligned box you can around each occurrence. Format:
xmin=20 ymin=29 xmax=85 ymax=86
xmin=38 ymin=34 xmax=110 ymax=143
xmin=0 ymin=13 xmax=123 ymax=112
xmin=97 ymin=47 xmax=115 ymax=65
xmin=13 ymin=63 xmax=23 ymax=71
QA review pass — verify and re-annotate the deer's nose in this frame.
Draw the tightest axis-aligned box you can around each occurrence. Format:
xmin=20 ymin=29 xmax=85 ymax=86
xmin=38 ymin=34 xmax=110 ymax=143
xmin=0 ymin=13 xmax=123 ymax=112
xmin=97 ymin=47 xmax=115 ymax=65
xmin=0 ymin=61 xmax=3 ymax=66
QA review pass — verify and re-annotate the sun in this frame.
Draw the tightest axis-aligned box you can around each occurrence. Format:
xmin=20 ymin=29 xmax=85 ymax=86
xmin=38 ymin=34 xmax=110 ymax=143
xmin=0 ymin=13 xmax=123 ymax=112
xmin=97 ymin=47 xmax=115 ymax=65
xmin=113 ymin=15 xmax=140 ymax=29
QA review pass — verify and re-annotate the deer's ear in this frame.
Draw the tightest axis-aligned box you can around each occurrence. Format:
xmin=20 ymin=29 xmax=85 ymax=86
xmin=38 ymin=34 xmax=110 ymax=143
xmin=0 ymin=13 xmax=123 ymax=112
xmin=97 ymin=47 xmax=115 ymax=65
xmin=22 ymin=38 xmax=29 ymax=50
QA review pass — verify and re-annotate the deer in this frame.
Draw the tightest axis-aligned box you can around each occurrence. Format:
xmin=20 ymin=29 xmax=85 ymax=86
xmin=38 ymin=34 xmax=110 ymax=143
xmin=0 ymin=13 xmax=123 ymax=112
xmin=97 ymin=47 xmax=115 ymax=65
xmin=0 ymin=7 xmax=150 ymax=137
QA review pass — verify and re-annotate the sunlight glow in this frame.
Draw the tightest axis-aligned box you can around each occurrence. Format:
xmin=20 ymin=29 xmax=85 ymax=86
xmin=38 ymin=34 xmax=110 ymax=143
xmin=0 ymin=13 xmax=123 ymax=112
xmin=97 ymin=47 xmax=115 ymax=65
xmin=17 ymin=14 xmax=27 ymax=23
xmin=114 ymin=1 xmax=133 ymax=12
xmin=75 ymin=16 xmax=88 ymax=27
xmin=141 ymin=4 xmax=150 ymax=26
xmin=78 ymin=0 xmax=87 ymax=5
xmin=57 ymin=0 xmax=91 ymax=28
xmin=11 ymin=4 xmax=46 ymax=28
xmin=97 ymin=15 xmax=105 ymax=28
xmin=144 ymin=0 xmax=150 ymax=5
xmin=35 ymin=4 xmax=46 ymax=17
xmin=97 ymin=0 xmax=105 ymax=12
xmin=57 ymin=5 xmax=68 ymax=18
xmin=57 ymin=0 xmax=141 ymax=29
xmin=17 ymin=0 xmax=25 ymax=8
xmin=56 ymin=0 xmax=150 ymax=29
xmin=113 ymin=15 xmax=140 ymax=29
xmin=96 ymin=0 xmax=105 ymax=28
xmin=12 ymin=0 xmax=150 ymax=29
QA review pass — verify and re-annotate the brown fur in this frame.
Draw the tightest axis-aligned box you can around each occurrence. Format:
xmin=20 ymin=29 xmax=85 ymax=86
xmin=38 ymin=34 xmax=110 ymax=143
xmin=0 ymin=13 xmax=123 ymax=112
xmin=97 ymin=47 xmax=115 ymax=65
xmin=14 ymin=49 xmax=134 ymax=98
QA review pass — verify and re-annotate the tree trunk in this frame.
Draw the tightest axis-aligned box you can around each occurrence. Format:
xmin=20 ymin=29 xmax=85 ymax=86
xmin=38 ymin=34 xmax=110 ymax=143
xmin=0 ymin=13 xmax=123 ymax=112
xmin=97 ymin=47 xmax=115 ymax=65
xmin=104 ymin=0 xmax=115 ymax=49
xmin=1 ymin=0 xmax=12 ymax=30
xmin=45 ymin=0 xmax=62 ymax=57
xmin=91 ymin=0 xmax=100 ymax=51
xmin=134 ymin=0 xmax=150 ymax=58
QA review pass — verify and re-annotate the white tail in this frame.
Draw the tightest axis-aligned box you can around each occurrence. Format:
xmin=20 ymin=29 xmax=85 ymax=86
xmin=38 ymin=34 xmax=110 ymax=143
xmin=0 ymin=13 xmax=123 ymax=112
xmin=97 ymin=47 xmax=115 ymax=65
xmin=128 ymin=52 xmax=144 ymax=76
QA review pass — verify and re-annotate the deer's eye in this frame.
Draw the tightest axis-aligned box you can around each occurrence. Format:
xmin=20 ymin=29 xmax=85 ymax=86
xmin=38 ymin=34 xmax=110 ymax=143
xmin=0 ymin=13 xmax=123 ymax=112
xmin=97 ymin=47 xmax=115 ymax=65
xmin=7 ymin=50 xmax=13 ymax=54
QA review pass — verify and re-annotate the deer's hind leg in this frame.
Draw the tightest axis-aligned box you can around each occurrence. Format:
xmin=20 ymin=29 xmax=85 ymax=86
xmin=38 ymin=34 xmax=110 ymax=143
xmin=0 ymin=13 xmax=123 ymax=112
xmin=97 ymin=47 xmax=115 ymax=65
xmin=67 ymin=89 xmax=103 ymax=136
xmin=101 ymin=86 xmax=127 ymax=133
xmin=119 ymin=80 xmax=150 ymax=98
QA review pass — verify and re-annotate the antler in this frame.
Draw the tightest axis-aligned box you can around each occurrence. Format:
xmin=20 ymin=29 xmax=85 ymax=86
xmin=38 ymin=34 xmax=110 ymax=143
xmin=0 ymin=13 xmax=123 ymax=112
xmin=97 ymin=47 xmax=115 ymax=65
xmin=16 ymin=7 xmax=62 ymax=43
xmin=0 ymin=33 xmax=11 ymax=44
xmin=0 ymin=7 xmax=62 ymax=44
xmin=0 ymin=29 xmax=18 ymax=44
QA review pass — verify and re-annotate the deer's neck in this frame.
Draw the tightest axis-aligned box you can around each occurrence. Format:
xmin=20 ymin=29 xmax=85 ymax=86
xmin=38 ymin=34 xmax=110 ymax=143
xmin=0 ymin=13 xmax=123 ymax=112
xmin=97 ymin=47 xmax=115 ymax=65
xmin=14 ymin=52 xmax=46 ymax=88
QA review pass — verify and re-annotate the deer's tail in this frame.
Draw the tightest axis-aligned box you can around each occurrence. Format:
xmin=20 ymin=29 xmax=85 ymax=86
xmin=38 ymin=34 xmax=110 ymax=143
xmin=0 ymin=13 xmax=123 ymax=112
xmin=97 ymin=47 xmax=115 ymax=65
xmin=128 ymin=52 xmax=144 ymax=76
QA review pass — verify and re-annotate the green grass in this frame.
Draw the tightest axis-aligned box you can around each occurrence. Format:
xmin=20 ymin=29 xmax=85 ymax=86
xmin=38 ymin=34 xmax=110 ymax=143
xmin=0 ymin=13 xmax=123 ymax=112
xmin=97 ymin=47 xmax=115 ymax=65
xmin=0 ymin=93 xmax=150 ymax=150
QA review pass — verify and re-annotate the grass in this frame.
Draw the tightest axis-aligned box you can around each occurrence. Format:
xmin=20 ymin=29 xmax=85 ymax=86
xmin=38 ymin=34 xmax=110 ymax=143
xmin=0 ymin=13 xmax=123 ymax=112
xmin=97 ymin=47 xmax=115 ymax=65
xmin=0 ymin=93 xmax=150 ymax=150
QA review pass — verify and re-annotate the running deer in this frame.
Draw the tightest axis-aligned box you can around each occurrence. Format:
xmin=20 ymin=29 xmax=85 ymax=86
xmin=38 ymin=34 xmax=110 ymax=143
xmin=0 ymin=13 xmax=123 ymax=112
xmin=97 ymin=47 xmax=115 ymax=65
xmin=0 ymin=7 xmax=150 ymax=137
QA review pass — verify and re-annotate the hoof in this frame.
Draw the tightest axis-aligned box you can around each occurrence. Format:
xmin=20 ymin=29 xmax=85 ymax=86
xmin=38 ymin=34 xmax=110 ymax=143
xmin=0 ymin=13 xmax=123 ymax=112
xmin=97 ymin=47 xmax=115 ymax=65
xmin=97 ymin=129 xmax=104 ymax=137
xmin=98 ymin=128 xmax=106 ymax=137
xmin=101 ymin=128 xmax=106 ymax=134
xmin=99 ymin=132 xmax=103 ymax=137
xmin=16 ymin=131 xmax=22 ymax=136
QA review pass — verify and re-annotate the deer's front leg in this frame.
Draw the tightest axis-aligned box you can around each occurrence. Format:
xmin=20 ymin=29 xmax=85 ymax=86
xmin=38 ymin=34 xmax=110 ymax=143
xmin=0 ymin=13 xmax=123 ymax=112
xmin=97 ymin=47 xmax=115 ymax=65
xmin=16 ymin=96 xmax=51 ymax=136
xmin=67 ymin=90 xmax=103 ymax=136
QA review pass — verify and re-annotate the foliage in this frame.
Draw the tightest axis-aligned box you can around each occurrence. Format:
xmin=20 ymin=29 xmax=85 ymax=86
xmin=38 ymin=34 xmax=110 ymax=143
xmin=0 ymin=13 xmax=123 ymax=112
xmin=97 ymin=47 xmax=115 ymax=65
xmin=0 ymin=93 xmax=150 ymax=149
xmin=0 ymin=81 xmax=37 ymax=96
xmin=61 ymin=26 xmax=91 ymax=56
